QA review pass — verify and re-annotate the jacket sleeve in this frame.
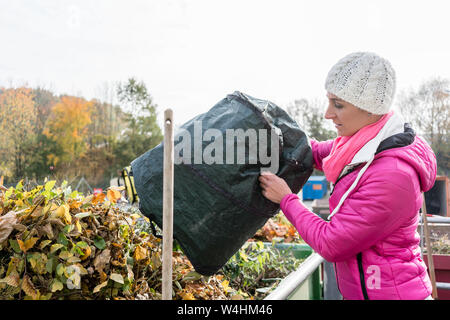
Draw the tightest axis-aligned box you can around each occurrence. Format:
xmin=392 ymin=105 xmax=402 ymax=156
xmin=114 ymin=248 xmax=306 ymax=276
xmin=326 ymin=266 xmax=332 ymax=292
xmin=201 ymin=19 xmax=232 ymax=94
xmin=310 ymin=139 xmax=334 ymax=171
xmin=280 ymin=168 xmax=417 ymax=262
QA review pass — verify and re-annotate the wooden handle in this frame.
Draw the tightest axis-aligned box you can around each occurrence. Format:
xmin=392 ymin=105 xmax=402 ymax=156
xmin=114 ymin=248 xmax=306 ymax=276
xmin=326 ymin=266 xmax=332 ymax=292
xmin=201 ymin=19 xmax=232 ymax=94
xmin=162 ymin=109 xmax=174 ymax=300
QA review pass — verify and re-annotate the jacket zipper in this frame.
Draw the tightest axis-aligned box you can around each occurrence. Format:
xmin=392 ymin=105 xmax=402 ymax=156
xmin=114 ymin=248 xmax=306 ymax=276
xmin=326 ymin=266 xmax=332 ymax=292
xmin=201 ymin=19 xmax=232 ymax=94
xmin=357 ymin=253 xmax=369 ymax=300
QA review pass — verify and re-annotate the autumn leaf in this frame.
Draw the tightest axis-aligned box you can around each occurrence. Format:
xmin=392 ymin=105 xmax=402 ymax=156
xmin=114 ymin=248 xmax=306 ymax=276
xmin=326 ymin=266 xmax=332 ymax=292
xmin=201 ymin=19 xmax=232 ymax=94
xmin=74 ymin=219 xmax=82 ymax=233
xmin=106 ymin=189 xmax=121 ymax=203
xmin=179 ymin=289 xmax=196 ymax=300
xmin=80 ymin=245 xmax=92 ymax=261
xmin=40 ymin=223 xmax=54 ymax=239
xmin=39 ymin=239 xmax=52 ymax=250
xmin=0 ymin=270 xmax=20 ymax=287
xmin=21 ymin=275 xmax=40 ymax=300
xmin=93 ymin=249 xmax=110 ymax=272
xmin=0 ymin=211 xmax=17 ymax=242
xmin=67 ymin=256 xmax=81 ymax=264
xmin=110 ymin=273 xmax=124 ymax=284
xmin=17 ymin=237 xmax=39 ymax=253
xmin=239 ymin=250 xmax=248 ymax=262
xmin=92 ymin=193 xmax=106 ymax=205
xmin=93 ymin=280 xmax=108 ymax=293
xmin=54 ymin=204 xmax=71 ymax=224
xmin=51 ymin=279 xmax=63 ymax=292
xmin=221 ymin=280 xmax=231 ymax=294
xmin=74 ymin=211 xmax=92 ymax=219
xmin=59 ymin=250 xmax=73 ymax=260
xmin=50 ymin=244 xmax=64 ymax=254
xmin=134 ymin=245 xmax=148 ymax=261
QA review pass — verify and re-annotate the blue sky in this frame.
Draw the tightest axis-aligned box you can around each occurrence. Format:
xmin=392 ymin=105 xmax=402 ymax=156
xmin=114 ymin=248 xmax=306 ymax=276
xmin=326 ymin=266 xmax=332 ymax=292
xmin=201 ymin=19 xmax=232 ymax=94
xmin=1 ymin=0 xmax=449 ymax=128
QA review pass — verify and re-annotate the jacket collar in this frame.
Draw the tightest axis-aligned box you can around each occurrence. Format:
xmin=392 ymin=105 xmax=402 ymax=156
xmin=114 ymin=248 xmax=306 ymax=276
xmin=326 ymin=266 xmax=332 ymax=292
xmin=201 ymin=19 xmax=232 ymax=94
xmin=349 ymin=113 xmax=407 ymax=166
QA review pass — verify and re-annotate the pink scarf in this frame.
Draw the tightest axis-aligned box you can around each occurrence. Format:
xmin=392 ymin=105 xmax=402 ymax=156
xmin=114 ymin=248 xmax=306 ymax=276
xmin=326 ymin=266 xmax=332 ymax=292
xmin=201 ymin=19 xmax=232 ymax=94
xmin=322 ymin=111 xmax=394 ymax=183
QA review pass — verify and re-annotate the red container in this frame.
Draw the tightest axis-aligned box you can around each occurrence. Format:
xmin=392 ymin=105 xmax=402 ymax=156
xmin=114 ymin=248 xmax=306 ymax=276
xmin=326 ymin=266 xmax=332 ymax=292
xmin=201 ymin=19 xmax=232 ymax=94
xmin=423 ymin=254 xmax=450 ymax=300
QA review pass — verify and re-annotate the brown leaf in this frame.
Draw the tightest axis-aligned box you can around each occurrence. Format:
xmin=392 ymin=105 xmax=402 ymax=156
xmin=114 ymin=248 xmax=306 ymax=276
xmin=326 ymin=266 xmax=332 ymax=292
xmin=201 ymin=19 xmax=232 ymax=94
xmin=0 ymin=270 xmax=20 ymax=287
xmin=31 ymin=206 xmax=44 ymax=218
xmin=39 ymin=223 xmax=54 ymax=239
xmin=12 ymin=223 xmax=27 ymax=232
xmin=93 ymin=248 xmax=110 ymax=272
xmin=0 ymin=211 xmax=17 ymax=243
xmin=21 ymin=275 xmax=40 ymax=300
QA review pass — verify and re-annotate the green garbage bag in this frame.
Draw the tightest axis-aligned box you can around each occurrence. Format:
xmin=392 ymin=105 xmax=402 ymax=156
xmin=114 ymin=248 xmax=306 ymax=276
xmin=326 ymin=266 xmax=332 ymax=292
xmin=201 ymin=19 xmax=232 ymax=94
xmin=131 ymin=91 xmax=313 ymax=275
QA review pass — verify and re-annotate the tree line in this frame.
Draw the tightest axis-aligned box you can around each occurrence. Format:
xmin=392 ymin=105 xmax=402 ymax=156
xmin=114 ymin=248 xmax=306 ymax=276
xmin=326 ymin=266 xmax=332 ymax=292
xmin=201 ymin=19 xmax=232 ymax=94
xmin=0 ymin=78 xmax=163 ymax=188
xmin=0 ymin=76 xmax=448 ymax=189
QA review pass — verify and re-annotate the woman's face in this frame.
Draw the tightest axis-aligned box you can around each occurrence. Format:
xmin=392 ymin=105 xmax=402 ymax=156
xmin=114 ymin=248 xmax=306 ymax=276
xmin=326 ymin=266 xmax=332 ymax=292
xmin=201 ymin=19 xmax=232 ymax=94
xmin=325 ymin=92 xmax=382 ymax=136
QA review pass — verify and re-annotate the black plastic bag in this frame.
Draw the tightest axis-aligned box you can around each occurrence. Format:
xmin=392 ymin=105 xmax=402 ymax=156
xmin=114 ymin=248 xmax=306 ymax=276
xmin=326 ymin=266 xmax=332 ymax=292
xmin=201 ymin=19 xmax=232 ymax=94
xmin=131 ymin=91 xmax=313 ymax=275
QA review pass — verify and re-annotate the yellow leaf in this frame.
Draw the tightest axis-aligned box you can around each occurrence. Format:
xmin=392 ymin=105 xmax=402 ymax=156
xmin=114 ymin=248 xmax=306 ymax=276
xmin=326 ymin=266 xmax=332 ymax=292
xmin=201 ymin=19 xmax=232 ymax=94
xmin=6 ymin=257 xmax=20 ymax=276
xmin=239 ymin=250 xmax=248 ymax=262
xmin=39 ymin=239 xmax=52 ymax=250
xmin=106 ymin=189 xmax=121 ymax=203
xmin=51 ymin=279 xmax=63 ymax=292
xmin=59 ymin=250 xmax=73 ymax=260
xmin=134 ymin=245 xmax=148 ymax=261
xmin=50 ymin=244 xmax=64 ymax=254
xmin=93 ymin=280 xmax=108 ymax=293
xmin=57 ymin=204 xmax=72 ymax=224
xmin=18 ymin=237 xmax=39 ymax=253
xmin=80 ymin=245 xmax=91 ymax=261
xmin=75 ymin=219 xmax=82 ymax=233
xmin=180 ymin=290 xmax=196 ymax=300
xmin=221 ymin=280 xmax=230 ymax=293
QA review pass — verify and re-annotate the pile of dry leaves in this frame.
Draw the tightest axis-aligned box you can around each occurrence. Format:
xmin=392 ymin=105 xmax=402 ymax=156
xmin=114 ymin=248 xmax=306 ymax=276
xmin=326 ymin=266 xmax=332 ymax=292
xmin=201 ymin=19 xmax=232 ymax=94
xmin=252 ymin=214 xmax=301 ymax=243
xmin=0 ymin=180 xmax=239 ymax=300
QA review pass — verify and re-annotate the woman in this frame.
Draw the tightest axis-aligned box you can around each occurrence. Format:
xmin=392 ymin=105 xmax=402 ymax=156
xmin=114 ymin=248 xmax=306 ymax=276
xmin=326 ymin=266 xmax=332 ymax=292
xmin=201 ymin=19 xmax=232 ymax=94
xmin=259 ymin=52 xmax=437 ymax=300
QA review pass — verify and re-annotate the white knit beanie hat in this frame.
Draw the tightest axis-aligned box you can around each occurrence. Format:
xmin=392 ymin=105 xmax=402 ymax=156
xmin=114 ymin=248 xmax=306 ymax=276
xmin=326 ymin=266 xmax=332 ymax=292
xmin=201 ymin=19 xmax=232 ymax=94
xmin=325 ymin=52 xmax=396 ymax=115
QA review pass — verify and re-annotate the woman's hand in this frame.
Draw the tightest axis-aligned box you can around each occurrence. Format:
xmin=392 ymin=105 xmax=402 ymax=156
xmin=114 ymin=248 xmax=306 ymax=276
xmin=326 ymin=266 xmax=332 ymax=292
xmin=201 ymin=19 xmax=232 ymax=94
xmin=258 ymin=171 xmax=292 ymax=204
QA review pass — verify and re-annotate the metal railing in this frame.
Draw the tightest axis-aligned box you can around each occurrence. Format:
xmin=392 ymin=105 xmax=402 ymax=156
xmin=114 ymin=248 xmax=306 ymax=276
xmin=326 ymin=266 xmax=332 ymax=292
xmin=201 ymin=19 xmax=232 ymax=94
xmin=264 ymin=252 xmax=324 ymax=300
xmin=419 ymin=215 xmax=450 ymax=292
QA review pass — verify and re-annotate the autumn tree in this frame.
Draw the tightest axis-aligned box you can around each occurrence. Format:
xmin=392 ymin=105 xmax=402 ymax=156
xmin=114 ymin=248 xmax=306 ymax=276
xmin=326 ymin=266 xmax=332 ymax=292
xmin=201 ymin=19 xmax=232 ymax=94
xmin=43 ymin=96 xmax=93 ymax=166
xmin=0 ymin=87 xmax=37 ymax=179
xmin=397 ymin=77 xmax=450 ymax=175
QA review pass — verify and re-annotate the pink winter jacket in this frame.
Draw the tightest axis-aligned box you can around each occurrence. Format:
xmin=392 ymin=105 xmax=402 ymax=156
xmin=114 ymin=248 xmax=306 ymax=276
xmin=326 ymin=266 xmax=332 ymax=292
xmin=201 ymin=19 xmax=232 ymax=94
xmin=280 ymin=114 xmax=437 ymax=300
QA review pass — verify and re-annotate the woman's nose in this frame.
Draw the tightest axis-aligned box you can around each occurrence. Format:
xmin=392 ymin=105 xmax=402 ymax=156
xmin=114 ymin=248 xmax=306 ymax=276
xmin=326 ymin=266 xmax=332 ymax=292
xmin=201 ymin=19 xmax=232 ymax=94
xmin=324 ymin=104 xmax=335 ymax=119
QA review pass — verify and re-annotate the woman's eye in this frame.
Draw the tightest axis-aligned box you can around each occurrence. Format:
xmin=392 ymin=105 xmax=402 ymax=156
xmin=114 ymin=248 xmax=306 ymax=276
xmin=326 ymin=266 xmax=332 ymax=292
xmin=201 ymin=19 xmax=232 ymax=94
xmin=334 ymin=103 xmax=343 ymax=109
